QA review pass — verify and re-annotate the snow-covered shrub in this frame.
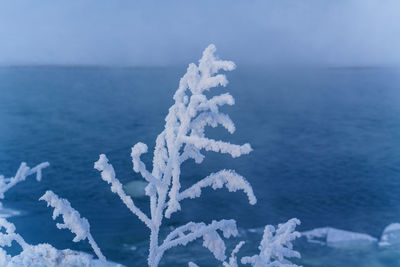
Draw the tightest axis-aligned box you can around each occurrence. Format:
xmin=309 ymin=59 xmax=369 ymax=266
xmin=93 ymin=44 xmax=301 ymax=266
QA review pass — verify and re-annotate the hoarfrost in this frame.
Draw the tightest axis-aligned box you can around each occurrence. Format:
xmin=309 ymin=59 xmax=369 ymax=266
xmin=0 ymin=218 xmax=119 ymax=267
xmin=40 ymin=191 xmax=108 ymax=266
xmin=93 ymin=44 xmax=260 ymax=267
xmin=0 ymin=162 xmax=49 ymax=199
xmin=241 ymin=218 xmax=301 ymax=267
xmin=222 ymin=241 xmax=245 ymax=267
xmin=92 ymin=44 xmax=301 ymax=266
xmin=0 ymin=165 xmax=123 ymax=266
xmin=0 ymin=45 xmax=301 ymax=267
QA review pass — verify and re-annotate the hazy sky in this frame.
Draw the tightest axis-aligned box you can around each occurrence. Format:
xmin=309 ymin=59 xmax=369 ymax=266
xmin=1 ymin=0 xmax=400 ymax=66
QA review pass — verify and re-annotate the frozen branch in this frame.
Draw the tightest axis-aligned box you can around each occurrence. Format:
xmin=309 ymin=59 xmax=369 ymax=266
xmin=181 ymin=136 xmax=252 ymax=158
xmin=190 ymin=112 xmax=235 ymax=136
xmin=223 ymin=241 xmax=245 ymax=267
xmin=0 ymin=162 xmax=49 ymax=199
xmin=197 ymin=93 xmax=235 ymax=114
xmin=94 ymin=154 xmax=153 ymax=229
xmin=39 ymin=190 xmax=108 ymax=266
xmin=131 ymin=142 xmax=165 ymax=188
xmin=179 ymin=144 xmax=205 ymax=164
xmin=241 ymin=218 xmax=302 ymax=267
xmin=178 ymin=170 xmax=257 ymax=205
xmin=158 ymin=219 xmax=238 ymax=263
xmin=0 ymin=218 xmax=29 ymax=251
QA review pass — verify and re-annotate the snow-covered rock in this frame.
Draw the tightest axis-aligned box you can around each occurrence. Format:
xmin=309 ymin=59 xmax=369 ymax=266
xmin=302 ymin=227 xmax=377 ymax=247
xmin=379 ymin=223 xmax=400 ymax=247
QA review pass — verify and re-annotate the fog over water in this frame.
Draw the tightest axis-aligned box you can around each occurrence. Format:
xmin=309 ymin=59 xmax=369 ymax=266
xmin=1 ymin=0 xmax=400 ymax=66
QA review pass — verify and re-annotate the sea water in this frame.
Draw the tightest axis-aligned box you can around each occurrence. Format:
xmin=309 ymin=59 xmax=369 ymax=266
xmin=1 ymin=66 xmax=400 ymax=266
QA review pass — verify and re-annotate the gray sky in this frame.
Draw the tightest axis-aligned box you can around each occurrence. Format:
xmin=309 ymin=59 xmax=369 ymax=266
xmin=1 ymin=0 xmax=399 ymax=66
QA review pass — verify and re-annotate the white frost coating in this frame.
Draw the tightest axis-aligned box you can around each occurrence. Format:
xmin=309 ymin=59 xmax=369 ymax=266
xmin=158 ymin=219 xmax=238 ymax=264
xmin=178 ymin=170 xmax=256 ymax=205
xmin=0 ymin=163 xmax=123 ymax=266
xmin=94 ymin=154 xmax=153 ymax=229
xmin=0 ymin=162 xmax=49 ymax=199
xmin=0 ymin=218 xmax=29 ymax=251
xmin=302 ymin=227 xmax=377 ymax=247
xmin=223 ymin=241 xmax=245 ymax=267
xmin=188 ymin=262 xmax=199 ymax=267
xmin=0 ymin=218 xmax=103 ymax=267
xmin=241 ymin=218 xmax=301 ymax=267
xmin=39 ymin=190 xmax=108 ymax=266
xmin=94 ymin=44 xmax=258 ymax=267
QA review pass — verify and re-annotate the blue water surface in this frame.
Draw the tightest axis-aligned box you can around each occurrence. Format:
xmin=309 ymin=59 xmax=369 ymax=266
xmin=1 ymin=66 xmax=400 ymax=266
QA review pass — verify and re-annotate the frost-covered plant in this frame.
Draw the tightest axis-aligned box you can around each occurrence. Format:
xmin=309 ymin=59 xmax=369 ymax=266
xmin=0 ymin=162 xmax=49 ymax=200
xmin=0 ymin=164 xmax=117 ymax=266
xmin=0 ymin=217 xmax=102 ymax=267
xmin=241 ymin=218 xmax=301 ymax=267
xmin=93 ymin=44 xmax=301 ymax=266
xmin=189 ymin=219 xmax=301 ymax=267
xmin=40 ymin=190 xmax=108 ymax=266
xmin=222 ymin=241 xmax=245 ymax=267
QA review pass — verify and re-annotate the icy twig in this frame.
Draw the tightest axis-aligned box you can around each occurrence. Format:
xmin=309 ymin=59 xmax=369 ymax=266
xmin=0 ymin=162 xmax=49 ymax=199
xmin=241 ymin=218 xmax=302 ymax=267
xmin=181 ymin=136 xmax=252 ymax=158
xmin=40 ymin=190 xmax=108 ymax=266
xmin=94 ymin=154 xmax=153 ymax=229
xmin=178 ymin=170 xmax=256 ymax=205
xmin=223 ymin=241 xmax=245 ymax=267
xmin=131 ymin=143 xmax=165 ymax=188
xmin=0 ymin=218 xmax=29 ymax=250
xmin=158 ymin=219 xmax=238 ymax=264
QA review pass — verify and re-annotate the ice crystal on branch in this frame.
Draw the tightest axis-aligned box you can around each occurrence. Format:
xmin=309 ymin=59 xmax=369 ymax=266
xmin=40 ymin=190 xmax=108 ymax=266
xmin=222 ymin=241 xmax=245 ymax=267
xmin=241 ymin=219 xmax=301 ymax=267
xmin=0 ymin=218 xmax=107 ymax=267
xmin=0 ymin=218 xmax=29 ymax=252
xmin=0 ymin=164 xmax=122 ymax=266
xmin=0 ymin=162 xmax=49 ymax=199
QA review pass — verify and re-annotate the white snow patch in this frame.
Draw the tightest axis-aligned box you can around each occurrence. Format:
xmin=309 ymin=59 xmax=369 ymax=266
xmin=302 ymin=227 xmax=377 ymax=247
xmin=379 ymin=223 xmax=400 ymax=247
xmin=0 ymin=244 xmax=124 ymax=267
